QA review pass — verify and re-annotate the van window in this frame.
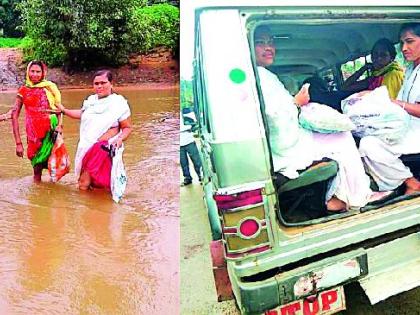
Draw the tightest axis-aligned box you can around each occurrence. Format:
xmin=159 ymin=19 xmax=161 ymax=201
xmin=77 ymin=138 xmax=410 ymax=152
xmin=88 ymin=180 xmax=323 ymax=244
xmin=340 ymin=42 xmax=408 ymax=82
xmin=341 ymin=56 xmax=370 ymax=81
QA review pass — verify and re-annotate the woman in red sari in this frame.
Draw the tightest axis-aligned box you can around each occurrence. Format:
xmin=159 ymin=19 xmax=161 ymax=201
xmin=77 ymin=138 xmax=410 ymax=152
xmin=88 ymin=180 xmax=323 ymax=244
xmin=12 ymin=60 xmax=63 ymax=182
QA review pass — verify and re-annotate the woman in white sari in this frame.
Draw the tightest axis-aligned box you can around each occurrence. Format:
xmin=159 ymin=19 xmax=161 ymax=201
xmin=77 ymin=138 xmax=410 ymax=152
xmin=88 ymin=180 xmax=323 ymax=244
xmin=359 ymin=23 xmax=420 ymax=194
xmin=58 ymin=70 xmax=132 ymax=190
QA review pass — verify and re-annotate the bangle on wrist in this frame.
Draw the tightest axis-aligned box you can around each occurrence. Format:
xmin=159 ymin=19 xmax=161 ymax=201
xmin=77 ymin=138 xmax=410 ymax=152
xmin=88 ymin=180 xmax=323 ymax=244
xmin=16 ymin=142 xmax=22 ymax=145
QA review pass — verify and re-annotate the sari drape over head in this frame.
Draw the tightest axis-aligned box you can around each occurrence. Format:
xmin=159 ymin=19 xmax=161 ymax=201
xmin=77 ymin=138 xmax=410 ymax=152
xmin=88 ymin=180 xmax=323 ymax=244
xmin=368 ymin=61 xmax=404 ymax=99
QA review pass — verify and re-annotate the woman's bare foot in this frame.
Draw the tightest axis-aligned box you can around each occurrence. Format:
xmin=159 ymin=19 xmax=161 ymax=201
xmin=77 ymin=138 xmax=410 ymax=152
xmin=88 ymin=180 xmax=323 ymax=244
xmin=404 ymin=177 xmax=420 ymax=195
xmin=368 ymin=191 xmax=393 ymax=203
xmin=326 ymin=196 xmax=347 ymax=212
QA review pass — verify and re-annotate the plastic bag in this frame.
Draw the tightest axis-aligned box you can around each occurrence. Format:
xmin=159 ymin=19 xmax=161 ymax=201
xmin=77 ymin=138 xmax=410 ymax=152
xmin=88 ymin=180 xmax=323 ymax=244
xmin=299 ymin=102 xmax=355 ymax=133
xmin=341 ymin=86 xmax=410 ymax=144
xmin=48 ymin=133 xmax=71 ymax=182
xmin=111 ymin=144 xmax=127 ymax=203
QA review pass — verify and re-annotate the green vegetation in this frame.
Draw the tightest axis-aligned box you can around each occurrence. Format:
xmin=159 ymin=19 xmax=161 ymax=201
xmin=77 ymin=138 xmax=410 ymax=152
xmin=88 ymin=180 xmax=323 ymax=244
xmin=0 ymin=0 xmax=23 ymax=37
xmin=17 ymin=0 xmax=179 ymax=69
xmin=128 ymin=4 xmax=179 ymax=53
xmin=342 ymin=43 xmax=410 ymax=80
xmin=0 ymin=37 xmax=23 ymax=48
xmin=181 ymin=79 xmax=193 ymax=109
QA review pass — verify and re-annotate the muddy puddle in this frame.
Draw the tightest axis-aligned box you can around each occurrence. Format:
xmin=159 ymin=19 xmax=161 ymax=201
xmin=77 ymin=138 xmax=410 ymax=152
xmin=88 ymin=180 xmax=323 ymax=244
xmin=0 ymin=86 xmax=179 ymax=314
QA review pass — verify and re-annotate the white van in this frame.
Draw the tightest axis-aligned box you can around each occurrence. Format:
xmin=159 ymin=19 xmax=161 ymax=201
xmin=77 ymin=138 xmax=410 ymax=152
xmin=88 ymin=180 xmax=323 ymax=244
xmin=193 ymin=4 xmax=420 ymax=315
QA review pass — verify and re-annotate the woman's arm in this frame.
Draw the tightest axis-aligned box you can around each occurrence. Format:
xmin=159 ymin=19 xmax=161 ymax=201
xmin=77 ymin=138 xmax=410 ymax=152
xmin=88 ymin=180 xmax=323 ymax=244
xmin=342 ymin=63 xmax=372 ymax=91
xmin=11 ymin=96 xmax=24 ymax=157
xmin=56 ymin=103 xmax=82 ymax=119
xmin=394 ymin=100 xmax=420 ymax=117
xmin=62 ymin=107 xmax=82 ymax=119
xmin=111 ymin=117 xmax=133 ymax=148
xmin=0 ymin=109 xmax=12 ymax=121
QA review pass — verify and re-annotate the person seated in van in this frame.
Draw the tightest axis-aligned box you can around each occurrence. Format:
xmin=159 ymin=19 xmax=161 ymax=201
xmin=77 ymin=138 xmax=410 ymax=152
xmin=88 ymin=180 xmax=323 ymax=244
xmin=342 ymin=38 xmax=404 ymax=99
xmin=254 ymin=26 xmax=388 ymax=212
xmin=359 ymin=23 xmax=420 ymax=195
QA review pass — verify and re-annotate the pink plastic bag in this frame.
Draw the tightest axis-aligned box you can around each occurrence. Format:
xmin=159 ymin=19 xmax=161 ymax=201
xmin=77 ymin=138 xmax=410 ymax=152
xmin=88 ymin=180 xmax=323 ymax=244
xmin=48 ymin=133 xmax=71 ymax=182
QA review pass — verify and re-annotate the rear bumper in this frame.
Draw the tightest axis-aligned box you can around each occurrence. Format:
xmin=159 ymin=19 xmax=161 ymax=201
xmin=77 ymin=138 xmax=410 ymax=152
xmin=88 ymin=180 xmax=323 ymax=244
xmin=229 ymin=249 xmax=367 ymax=314
xmin=229 ymin=230 xmax=420 ymax=314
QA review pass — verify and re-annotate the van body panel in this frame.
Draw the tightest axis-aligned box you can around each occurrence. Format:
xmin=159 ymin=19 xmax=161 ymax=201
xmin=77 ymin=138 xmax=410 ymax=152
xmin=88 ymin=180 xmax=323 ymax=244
xmin=211 ymin=140 xmax=271 ymax=187
xmin=197 ymin=9 xmax=272 ymax=190
xmin=233 ymin=204 xmax=420 ymax=277
xmin=199 ymin=10 xmax=266 ymax=142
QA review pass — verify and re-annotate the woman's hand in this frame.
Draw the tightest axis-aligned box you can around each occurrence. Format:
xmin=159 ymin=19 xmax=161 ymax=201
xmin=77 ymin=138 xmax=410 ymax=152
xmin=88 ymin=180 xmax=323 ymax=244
xmin=109 ymin=135 xmax=124 ymax=148
xmin=294 ymin=83 xmax=310 ymax=106
xmin=16 ymin=143 xmax=24 ymax=157
xmin=56 ymin=103 xmax=65 ymax=113
xmin=0 ymin=109 xmax=12 ymax=121
xmin=55 ymin=125 xmax=63 ymax=134
xmin=393 ymin=99 xmax=409 ymax=111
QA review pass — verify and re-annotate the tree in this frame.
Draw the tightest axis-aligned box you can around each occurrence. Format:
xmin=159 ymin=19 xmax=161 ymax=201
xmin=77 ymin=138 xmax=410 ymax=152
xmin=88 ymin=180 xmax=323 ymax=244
xmin=128 ymin=4 xmax=179 ymax=55
xmin=0 ymin=0 xmax=23 ymax=37
xmin=18 ymin=0 xmax=146 ymax=68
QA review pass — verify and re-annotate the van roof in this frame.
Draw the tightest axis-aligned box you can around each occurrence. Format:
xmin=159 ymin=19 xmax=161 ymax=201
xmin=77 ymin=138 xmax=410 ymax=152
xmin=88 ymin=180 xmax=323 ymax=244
xmin=194 ymin=0 xmax=415 ymax=9
xmin=195 ymin=5 xmax=420 ymax=76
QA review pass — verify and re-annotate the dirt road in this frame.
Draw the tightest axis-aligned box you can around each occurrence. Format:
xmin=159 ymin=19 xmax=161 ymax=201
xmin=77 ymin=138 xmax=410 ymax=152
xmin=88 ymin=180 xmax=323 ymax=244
xmin=181 ymin=182 xmax=420 ymax=314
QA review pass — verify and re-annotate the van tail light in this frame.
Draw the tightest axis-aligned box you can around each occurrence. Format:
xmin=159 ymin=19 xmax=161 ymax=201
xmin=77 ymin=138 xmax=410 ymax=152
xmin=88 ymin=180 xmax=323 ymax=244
xmin=213 ymin=188 xmax=272 ymax=260
xmin=240 ymin=218 xmax=259 ymax=237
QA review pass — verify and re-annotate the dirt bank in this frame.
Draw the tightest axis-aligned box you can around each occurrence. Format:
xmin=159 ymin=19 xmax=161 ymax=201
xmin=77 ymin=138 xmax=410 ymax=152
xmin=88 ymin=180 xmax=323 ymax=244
xmin=0 ymin=48 xmax=179 ymax=91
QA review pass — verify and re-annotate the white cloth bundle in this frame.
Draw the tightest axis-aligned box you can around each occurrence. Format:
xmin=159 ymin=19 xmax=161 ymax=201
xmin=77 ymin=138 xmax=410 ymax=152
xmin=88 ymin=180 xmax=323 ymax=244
xmin=299 ymin=102 xmax=355 ymax=133
xmin=341 ymin=86 xmax=410 ymax=144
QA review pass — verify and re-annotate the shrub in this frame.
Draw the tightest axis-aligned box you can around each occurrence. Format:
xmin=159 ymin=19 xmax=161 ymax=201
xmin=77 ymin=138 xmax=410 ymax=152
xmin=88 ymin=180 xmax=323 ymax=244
xmin=17 ymin=1 xmax=179 ymax=69
xmin=18 ymin=0 xmax=146 ymax=68
xmin=128 ymin=4 xmax=179 ymax=54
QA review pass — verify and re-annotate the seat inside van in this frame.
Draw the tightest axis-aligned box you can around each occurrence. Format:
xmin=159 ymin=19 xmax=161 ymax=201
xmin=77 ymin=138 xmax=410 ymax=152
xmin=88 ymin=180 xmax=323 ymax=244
xmin=274 ymin=159 xmax=338 ymax=224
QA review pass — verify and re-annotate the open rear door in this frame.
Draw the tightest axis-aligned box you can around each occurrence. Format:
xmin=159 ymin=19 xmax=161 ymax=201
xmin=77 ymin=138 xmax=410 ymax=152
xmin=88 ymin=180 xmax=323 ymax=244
xmin=359 ymin=231 xmax=420 ymax=304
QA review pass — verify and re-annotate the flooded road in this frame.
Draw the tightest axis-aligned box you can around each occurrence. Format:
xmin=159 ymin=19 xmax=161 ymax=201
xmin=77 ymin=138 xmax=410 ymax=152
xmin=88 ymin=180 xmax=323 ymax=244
xmin=0 ymin=86 xmax=179 ymax=314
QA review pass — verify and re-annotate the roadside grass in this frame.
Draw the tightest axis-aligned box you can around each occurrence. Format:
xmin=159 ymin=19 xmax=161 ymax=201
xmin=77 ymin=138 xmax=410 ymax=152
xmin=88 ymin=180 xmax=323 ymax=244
xmin=0 ymin=38 xmax=24 ymax=48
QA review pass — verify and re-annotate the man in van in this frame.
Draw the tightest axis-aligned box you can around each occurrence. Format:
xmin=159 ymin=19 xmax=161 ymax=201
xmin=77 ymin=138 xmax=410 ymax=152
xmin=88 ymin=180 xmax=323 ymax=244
xmin=180 ymin=106 xmax=202 ymax=186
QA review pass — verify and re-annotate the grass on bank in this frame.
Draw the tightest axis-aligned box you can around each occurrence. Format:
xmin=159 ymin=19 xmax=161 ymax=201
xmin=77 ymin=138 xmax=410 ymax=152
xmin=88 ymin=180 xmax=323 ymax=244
xmin=0 ymin=37 xmax=24 ymax=48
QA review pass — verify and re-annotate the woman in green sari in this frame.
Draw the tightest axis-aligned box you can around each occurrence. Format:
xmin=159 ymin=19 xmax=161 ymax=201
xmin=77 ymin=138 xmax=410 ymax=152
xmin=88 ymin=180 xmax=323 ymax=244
xmin=12 ymin=60 xmax=63 ymax=182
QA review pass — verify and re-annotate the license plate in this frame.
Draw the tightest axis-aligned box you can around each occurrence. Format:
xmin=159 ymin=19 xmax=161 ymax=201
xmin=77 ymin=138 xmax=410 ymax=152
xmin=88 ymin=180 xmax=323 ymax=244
xmin=265 ymin=286 xmax=346 ymax=315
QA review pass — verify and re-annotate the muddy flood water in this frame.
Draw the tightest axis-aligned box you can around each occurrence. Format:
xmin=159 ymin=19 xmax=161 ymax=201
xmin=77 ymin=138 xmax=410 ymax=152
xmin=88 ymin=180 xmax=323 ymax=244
xmin=0 ymin=87 xmax=179 ymax=314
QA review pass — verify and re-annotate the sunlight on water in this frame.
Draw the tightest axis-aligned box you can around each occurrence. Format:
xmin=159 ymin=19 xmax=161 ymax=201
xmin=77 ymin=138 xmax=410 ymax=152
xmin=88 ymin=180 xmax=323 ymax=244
xmin=0 ymin=86 xmax=179 ymax=314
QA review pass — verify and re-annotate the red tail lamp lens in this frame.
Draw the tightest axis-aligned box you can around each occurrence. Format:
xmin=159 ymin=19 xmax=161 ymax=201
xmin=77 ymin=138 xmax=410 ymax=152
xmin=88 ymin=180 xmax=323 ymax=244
xmin=239 ymin=219 xmax=259 ymax=237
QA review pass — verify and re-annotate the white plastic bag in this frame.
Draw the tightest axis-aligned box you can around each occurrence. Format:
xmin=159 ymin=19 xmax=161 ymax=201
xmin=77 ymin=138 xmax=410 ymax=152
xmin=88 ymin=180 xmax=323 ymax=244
xmin=111 ymin=144 xmax=127 ymax=203
xmin=341 ymin=86 xmax=410 ymax=144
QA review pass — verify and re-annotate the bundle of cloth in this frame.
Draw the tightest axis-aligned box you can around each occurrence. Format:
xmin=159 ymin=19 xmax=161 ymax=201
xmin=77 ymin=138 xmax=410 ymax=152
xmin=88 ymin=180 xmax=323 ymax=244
xmin=341 ymin=86 xmax=410 ymax=144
